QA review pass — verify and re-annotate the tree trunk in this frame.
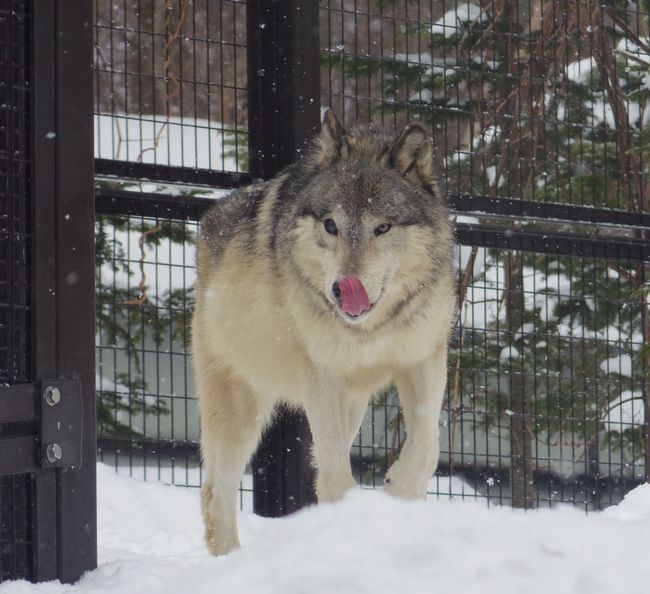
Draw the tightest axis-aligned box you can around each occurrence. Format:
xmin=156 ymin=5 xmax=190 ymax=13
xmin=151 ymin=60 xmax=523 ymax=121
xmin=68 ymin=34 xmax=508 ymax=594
xmin=506 ymin=251 xmax=537 ymax=508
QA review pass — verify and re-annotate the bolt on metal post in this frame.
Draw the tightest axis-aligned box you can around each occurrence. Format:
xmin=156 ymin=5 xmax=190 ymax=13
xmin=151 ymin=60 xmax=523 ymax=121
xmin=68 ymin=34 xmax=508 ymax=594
xmin=45 ymin=443 xmax=63 ymax=463
xmin=44 ymin=385 xmax=61 ymax=406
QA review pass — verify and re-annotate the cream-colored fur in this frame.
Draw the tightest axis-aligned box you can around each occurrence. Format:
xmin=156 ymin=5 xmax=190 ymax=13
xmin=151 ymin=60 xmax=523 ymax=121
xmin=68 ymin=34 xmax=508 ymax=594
xmin=193 ymin=113 xmax=456 ymax=556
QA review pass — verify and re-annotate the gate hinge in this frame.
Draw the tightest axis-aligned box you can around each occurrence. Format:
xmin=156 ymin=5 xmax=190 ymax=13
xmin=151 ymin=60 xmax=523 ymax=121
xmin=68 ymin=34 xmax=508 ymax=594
xmin=40 ymin=378 xmax=83 ymax=470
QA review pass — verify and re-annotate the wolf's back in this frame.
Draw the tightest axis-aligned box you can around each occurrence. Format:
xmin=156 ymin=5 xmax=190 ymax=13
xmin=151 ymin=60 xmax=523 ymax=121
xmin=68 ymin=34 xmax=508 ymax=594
xmin=202 ymin=182 xmax=268 ymax=251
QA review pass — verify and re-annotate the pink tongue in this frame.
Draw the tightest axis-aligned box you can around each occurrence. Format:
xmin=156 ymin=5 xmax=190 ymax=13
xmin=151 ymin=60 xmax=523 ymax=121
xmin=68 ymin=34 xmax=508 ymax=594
xmin=338 ymin=276 xmax=371 ymax=316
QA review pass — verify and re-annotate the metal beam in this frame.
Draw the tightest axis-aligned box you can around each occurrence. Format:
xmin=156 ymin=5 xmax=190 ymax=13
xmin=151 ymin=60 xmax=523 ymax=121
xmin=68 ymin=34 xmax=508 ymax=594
xmin=93 ymin=188 xmax=650 ymax=261
xmin=0 ymin=384 xmax=36 ymax=424
xmin=455 ymin=223 xmax=650 ymax=261
xmin=30 ymin=0 xmax=59 ymax=580
xmin=246 ymin=0 xmax=320 ymax=516
xmin=0 ymin=437 xmax=37 ymax=477
xmin=52 ymin=0 xmax=97 ymax=582
xmin=30 ymin=0 xmax=97 ymax=583
xmin=448 ymin=192 xmax=650 ymax=229
xmin=95 ymin=159 xmax=251 ymax=189
xmin=95 ymin=187 xmax=216 ymax=220
xmin=247 ymin=0 xmax=321 ymax=179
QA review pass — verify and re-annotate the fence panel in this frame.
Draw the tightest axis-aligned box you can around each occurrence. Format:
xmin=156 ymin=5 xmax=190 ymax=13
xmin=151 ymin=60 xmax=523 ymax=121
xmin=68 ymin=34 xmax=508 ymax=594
xmin=94 ymin=0 xmax=649 ymax=512
xmin=94 ymin=0 xmax=249 ymax=179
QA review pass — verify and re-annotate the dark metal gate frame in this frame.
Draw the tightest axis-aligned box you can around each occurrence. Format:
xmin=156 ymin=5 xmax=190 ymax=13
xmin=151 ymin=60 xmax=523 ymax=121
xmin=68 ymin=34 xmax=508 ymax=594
xmin=94 ymin=0 xmax=650 ymax=516
xmin=0 ymin=0 xmax=96 ymax=583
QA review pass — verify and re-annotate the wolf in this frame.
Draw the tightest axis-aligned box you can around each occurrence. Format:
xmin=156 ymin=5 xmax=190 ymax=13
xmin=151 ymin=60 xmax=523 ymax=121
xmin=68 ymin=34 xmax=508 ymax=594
xmin=192 ymin=110 xmax=456 ymax=556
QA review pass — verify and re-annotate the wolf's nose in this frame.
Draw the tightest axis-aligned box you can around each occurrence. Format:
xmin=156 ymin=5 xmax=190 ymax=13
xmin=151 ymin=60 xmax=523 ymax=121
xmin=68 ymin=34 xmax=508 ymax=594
xmin=332 ymin=281 xmax=341 ymax=300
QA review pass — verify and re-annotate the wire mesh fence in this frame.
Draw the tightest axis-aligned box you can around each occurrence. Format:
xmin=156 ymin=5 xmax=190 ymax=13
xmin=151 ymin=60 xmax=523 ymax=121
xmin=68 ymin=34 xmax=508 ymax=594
xmin=94 ymin=0 xmax=249 ymax=174
xmin=1 ymin=0 xmax=34 ymax=582
xmin=93 ymin=206 xmax=647 ymax=509
xmin=95 ymin=210 xmax=202 ymax=482
xmin=0 ymin=0 xmax=31 ymax=387
xmin=444 ymin=244 xmax=645 ymax=508
xmin=93 ymin=0 xmax=649 ymax=511
xmin=320 ymin=0 xmax=650 ymax=210
xmin=0 ymin=474 xmax=33 ymax=582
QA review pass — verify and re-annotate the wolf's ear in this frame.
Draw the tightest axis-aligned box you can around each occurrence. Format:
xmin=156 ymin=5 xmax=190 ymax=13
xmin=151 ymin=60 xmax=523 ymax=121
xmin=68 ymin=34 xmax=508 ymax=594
xmin=389 ymin=122 xmax=435 ymax=185
xmin=313 ymin=109 xmax=347 ymax=167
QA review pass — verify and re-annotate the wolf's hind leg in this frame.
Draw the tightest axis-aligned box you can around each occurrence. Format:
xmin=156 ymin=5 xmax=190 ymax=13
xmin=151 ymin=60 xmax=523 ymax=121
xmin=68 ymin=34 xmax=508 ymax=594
xmin=199 ymin=370 xmax=271 ymax=556
xmin=385 ymin=344 xmax=448 ymax=499
xmin=304 ymin=386 xmax=368 ymax=503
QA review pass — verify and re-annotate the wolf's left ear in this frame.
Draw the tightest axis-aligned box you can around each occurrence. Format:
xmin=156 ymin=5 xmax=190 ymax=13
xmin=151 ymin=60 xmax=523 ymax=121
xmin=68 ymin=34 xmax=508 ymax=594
xmin=390 ymin=122 xmax=436 ymax=188
xmin=313 ymin=109 xmax=347 ymax=168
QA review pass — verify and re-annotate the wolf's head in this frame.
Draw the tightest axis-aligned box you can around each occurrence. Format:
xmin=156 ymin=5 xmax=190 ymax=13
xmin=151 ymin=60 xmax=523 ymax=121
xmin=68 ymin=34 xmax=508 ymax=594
xmin=276 ymin=111 xmax=454 ymax=331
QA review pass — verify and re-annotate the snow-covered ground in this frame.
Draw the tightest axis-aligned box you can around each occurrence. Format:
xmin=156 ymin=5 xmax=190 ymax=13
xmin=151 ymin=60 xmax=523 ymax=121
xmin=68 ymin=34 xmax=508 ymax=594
xmin=2 ymin=465 xmax=649 ymax=594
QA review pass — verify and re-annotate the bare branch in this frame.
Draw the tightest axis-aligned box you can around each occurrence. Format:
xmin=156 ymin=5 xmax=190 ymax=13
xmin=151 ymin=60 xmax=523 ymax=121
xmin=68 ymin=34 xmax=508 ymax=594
xmin=123 ymin=225 xmax=162 ymax=307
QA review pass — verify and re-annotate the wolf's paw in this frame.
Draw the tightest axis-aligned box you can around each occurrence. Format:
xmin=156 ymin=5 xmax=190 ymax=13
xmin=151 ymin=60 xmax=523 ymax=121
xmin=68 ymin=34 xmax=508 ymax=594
xmin=383 ymin=470 xmax=428 ymax=500
xmin=205 ymin=528 xmax=240 ymax=557
xmin=316 ymin=473 xmax=357 ymax=503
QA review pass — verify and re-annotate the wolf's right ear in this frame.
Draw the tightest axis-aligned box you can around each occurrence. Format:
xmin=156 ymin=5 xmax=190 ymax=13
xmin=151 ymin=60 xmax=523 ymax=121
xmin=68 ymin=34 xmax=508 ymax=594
xmin=313 ymin=110 xmax=348 ymax=168
xmin=389 ymin=122 xmax=439 ymax=195
xmin=390 ymin=122 xmax=433 ymax=178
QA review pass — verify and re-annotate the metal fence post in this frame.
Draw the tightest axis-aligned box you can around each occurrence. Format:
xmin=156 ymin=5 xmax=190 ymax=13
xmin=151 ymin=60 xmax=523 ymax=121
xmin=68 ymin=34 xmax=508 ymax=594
xmin=246 ymin=0 xmax=320 ymax=515
xmin=0 ymin=0 xmax=95 ymax=583
xmin=32 ymin=0 xmax=97 ymax=582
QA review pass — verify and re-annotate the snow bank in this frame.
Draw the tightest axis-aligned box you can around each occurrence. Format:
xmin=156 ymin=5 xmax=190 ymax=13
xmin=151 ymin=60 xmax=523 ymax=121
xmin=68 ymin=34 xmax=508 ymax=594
xmin=603 ymin=390 xmax=645 ymax=431
xmin=431 ymin=3 xmax=485 ymax=37
xmin=94 ymin=114 xmax=244 ymax=173
xmin=599 ymin=354 xmax=634 ymax=378
xmin=605 ymin=482 xmax=650 ymax=521
xmin=2 ymin=465 xmax=649 ymax=594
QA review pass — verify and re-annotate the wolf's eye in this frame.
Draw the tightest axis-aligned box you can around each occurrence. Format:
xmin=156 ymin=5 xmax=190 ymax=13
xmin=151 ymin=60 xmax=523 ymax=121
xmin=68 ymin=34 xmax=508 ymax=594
xmin=324 ymin=218 xmax=338 ymax=235
xmin=374 ymin=223 xmax=392 ymax=236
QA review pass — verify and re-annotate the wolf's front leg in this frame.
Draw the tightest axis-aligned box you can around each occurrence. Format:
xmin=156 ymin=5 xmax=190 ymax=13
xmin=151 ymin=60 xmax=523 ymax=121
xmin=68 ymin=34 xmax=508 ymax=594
xmin=303 ymin=380 xmax=368 ymax=502
xmin=199 ymin=369 xmax=272 ymax=556
xmin=385 ymin=344 xmax=448 ymax=499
